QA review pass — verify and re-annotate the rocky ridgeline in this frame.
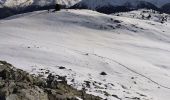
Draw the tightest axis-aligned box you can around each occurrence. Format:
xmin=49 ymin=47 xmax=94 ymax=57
xmin=0 ymin=61 xmax=101 ymax=100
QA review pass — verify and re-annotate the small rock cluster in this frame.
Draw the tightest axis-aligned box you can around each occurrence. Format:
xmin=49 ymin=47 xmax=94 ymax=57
xmin=0 ymin=61 xmax=101 ymax=100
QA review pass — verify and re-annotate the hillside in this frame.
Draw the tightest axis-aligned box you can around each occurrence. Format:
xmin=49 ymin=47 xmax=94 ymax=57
xmin=0 ymin=9 xmax=170 ymax=100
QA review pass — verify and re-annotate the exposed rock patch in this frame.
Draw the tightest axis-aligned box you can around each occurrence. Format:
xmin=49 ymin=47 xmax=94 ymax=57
xmin=0 ymin=61 xmax=101 ymax=100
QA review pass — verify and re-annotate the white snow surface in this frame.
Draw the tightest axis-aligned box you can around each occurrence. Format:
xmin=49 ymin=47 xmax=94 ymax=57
xmin=0 ymin=9 xmax=170 ymax=100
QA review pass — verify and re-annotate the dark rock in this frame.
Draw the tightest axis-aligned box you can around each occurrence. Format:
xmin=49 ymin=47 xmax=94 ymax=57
xmin=134 ymin=81 xmax=137 ymax=84
xmin=84 ymin=81 xmax=91 ymax=88
xmin=100 ymin=72 xmax=107 ymax=76
xmin=121 ymin=85 xmax=127 ymax=89
xmin=131 ymin=77 xmax=135 ymax=79
xmin=112 ymin=94 xmax=121 ymax=100
xmin=58 ymin=66 xmax=66 ymax=69
xmin=85 ymin=53 xmax=89 ymax=56
xmin=55 ymin=4 xmax=62 ymax=11
xmin=113 ymin=20 xmax=121 ymax=23
xmin=131 ymin=97 xmax=140 ymax=100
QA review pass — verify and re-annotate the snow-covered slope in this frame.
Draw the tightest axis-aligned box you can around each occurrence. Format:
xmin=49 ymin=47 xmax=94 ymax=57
xmin=0 ymin=9 xmax=170 ymax=100
xmin=114 ymin=9 xmax=170 ymax=23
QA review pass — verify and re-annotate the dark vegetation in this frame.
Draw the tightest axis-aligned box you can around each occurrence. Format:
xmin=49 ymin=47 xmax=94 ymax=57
xmin=100 ymin=72 xmax=107 ymax=76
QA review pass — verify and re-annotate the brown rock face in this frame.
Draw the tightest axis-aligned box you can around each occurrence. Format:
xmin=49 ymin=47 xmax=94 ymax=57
xmin=0 ymin=61 xmax=101 ymax=100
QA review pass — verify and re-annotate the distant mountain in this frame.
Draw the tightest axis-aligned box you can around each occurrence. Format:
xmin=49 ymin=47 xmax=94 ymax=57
xmin=70 ymin=0 xmax=170 ymax=14
xmin=71 ymin=0 xmax=170 ymax=9
xmin=0 ymin=0 xmax=170 ymax=19
xmin=71 ymin=1 xmax=159 ymax=14
xmin=161 ymin=3 xmax=170 ymax=14
xmin=0 ymin=0 xmax=80 ymax=8
xmin=0 ymin=0 xmax=80 ymax=18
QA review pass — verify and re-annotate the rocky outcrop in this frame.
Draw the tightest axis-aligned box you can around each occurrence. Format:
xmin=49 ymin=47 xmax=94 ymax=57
xmin=0 ymin=61 xmax=101 ymax=100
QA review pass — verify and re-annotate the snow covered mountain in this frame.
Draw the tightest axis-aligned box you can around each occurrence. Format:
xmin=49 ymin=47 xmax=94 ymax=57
xmin=0 ymin=9 xmax=170 ymax=100
xmin=0 ymin=0 xmax=170 ymax=19
xmin=0 ymin=0 xmax=80 ymax=8
xmin=1 ymin=0 xmax=170 ymax=8
xmin=0 ymin=0 xmax=81 ymax=18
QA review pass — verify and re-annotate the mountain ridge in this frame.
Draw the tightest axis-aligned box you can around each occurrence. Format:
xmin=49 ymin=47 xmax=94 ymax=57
xmin=0 ymin=0 xmax=80 ymax=8
xmin=0 ymin=0 xmax=170 ymax=19
xmin=70 ymin=0 xmax=170 ymax=14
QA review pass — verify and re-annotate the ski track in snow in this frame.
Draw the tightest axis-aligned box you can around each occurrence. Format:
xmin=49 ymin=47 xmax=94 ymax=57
xmin=0 ymin=9 xmax=170 ymax=100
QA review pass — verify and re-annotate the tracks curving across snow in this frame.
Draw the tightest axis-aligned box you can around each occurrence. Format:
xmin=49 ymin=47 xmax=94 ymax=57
xmin=0 ymin=9 xmax=170 ymax=100
xmin=90 ymin=53 xmax=170 ymax=90
xmin=49 ymin=42 xmax=170 ymax=90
